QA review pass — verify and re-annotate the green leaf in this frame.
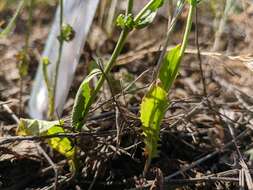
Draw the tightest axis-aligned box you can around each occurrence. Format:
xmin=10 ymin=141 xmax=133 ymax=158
xmin=159 ymin=45 xmax=181 ymax=91
xmin=71 ymin=68 xmax=102 ymax=130
xmin=17 ymin=118 xmax=75 ymax=159
xmin=0 ymin=0 xmax=25 ymax=38
xmin=47 ymin=126 xmax=75 ymax=158
xmin=149 ymin=0 xmax=164 ymax=11
xmin=17 ymin=118 xmax=63 ymax=136
xmin=134 ymin=0 xmax=164 ymax=29
xmin=140 ymin=83 xmax=168 ymax=158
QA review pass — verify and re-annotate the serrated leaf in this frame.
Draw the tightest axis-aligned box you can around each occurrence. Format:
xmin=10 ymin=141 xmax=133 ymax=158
xmin=0 ymin=0 xmax=25 ymax=38
xmin=140 ymin=84 xmax=168 ymax=158
xmin=134 ymin=0 xmax=164 ymax=29
xmin=17 ymin=118 xmax=75 ymax=159
xmin=71 ymin=68 xmax=102 ymax=130
xmin=159 ymin=45 xmax=181 ymax=91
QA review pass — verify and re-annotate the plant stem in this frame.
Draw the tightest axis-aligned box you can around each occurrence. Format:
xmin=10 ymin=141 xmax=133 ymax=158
xmin=49 ymin=0 xmax=64 ymax=119
xmin=82 ymin=29 xmax=129 ymax=123
xmin=81 ymin=0 xmax=133 ymax=126
xmin=179 ymin=4 xmax=195 ymax=58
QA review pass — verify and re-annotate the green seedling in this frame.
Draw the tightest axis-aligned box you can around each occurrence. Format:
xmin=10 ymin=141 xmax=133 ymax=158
xmin=72 ymin=0 xmax=166 ymax=132
xmin=140 ymin=0 xmax=197 ymax=175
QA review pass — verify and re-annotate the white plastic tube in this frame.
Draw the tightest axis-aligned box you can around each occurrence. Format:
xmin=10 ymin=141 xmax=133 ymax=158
xmin=29 ymin=0 xmax=99 ymax=119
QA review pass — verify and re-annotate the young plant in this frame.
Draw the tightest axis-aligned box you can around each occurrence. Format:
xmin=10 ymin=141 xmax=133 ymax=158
xmin=71 ymin=0 xmax=165 ymax=131
xmin=140 ymin=0 xmax=197 ymax=175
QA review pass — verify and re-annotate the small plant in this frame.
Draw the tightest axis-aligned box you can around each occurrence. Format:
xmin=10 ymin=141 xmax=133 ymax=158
xmin=140 ymin=0 xmax=198 ymax=175
xmin=16 ymin=0 xmax=166 ymax=175
xmin=71 ymin=0 xmax=165 ymax=131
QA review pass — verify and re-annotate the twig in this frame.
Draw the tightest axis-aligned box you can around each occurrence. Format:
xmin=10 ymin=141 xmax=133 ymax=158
xmin=1 ymin=104 xmax=19 ymax=123
xmin=164 ymin=129 xmax=250 ymax=180
xmin=36 ymin=144 xmax=59 ymax=190
xmin=0 ymin=131 xmax=116 ymax=146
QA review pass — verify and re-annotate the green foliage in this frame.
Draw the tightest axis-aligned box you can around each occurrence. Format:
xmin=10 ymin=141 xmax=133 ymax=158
xmin=140 ymin=83 xmax=168 ymax=158
xmin=159 ymin=45 xmax=181 ymax=91
xmin=140 ymin=46 xmax=181 ymax=161
xmin=17 ymin=118 xmax=75 ymax=159
xmin=47 ymin=126 xmax=75 ymax=158
xmin=139 ymin=0 xmax=195 ymax=173
xmin=148 ymin=0 xmax=164 ymax=11
xmin=71 ymin=69 xmax=102 ymax=130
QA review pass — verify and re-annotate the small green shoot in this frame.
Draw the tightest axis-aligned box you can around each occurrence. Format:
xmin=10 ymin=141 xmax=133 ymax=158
xmin=71 ymin=68 xmax=102 ymax=131
xmin=76 ymin=0 xmax=165 ymax=130
xmin=140 ymin=1 xmax=197 ymax=175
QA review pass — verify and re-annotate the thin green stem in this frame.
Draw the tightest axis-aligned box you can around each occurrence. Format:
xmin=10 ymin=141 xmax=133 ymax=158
xmin=179 ymin=4 xmax=195 ymax=57
xmin=82 ymin=29 xmax=129 ymax=125
xmin=126 ymin=0 xmax=134 ymax=14
xmin=80 ymin=0 xmax=133 ymax=129
xmin=49 ymin=0 xmax=64 ymax=119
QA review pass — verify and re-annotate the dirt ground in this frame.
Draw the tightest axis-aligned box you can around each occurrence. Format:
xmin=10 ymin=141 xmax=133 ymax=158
xmin=1 ymin=1 xmax=253 ymax=190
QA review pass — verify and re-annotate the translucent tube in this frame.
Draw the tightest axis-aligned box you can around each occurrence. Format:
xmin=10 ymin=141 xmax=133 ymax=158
xmin=29 ymin=0 xmax=99 ymax=119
